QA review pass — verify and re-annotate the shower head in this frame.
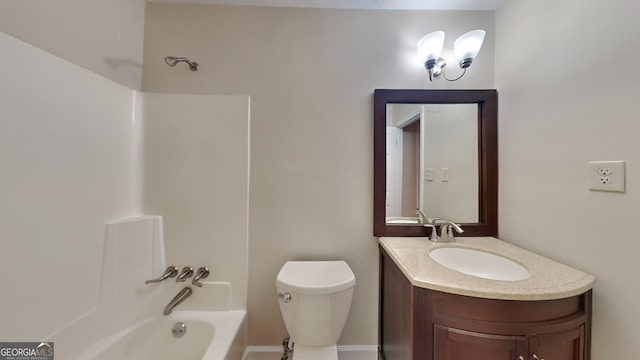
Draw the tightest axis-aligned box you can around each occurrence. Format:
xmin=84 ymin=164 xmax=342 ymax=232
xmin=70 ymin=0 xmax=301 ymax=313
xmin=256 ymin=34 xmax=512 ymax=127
xmin=164 ymin=56 xmax=199 ymax=71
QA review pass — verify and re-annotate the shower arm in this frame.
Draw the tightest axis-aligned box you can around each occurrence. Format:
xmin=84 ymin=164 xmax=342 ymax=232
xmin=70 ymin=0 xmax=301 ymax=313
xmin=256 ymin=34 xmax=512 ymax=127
xmin=164 ymin=56 xmax=199 ymax=71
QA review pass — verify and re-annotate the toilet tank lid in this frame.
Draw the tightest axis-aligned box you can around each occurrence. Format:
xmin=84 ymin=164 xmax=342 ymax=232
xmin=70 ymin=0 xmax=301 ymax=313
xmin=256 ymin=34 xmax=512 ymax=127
xmin=276 ymin=261 xmax=356 ymax=295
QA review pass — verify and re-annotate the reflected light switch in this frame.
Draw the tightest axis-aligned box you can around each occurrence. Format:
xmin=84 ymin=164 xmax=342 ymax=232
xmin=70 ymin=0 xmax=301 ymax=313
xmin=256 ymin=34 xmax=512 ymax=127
xmin=441 ymin=168 xmax=449 ymax=182
xmin=424 ymin=168 xmax=434 ymax=181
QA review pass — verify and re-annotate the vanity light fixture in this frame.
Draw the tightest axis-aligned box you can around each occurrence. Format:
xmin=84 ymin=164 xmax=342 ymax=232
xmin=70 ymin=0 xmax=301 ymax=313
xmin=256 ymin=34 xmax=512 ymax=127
xmin=417 ymin=30 xmax=486 ymax=81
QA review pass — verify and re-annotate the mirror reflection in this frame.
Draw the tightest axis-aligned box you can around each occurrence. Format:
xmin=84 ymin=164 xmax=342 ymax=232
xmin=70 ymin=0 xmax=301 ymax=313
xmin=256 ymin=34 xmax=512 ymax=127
xmin=373 ymin=89 xmax=497 ymax=238
xmin=385 ymin=103 xmax=478 ymax=225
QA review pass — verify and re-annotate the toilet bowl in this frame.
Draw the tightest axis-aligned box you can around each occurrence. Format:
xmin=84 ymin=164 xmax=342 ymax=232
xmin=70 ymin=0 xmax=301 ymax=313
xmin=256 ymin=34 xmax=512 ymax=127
xmin=276 ymin=261 xmax=356 ymax=360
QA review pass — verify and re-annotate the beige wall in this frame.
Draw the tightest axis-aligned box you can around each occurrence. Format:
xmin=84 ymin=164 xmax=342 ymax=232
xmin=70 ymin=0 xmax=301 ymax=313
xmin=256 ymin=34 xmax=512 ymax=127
xmin=142 ymin=4 xmax=495 ymax=346
xmin=0 ymin=0 xmax=146 ymax=89
xmin=496 ymin=0 xmax=640 ymax=358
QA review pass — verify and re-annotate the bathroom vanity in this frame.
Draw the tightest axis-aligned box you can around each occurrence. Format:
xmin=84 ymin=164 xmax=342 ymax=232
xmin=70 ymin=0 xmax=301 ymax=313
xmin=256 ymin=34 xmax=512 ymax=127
xmin=378 ymin=237 xmax=595 ymax=360
xmin=373 ymin=90 xmax=595 ymax=359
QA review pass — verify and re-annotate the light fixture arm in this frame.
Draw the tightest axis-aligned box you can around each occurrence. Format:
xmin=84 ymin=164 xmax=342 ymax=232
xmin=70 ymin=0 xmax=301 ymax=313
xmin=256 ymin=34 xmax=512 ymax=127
xmin=442 ymin=65 xmax=467 ymax=82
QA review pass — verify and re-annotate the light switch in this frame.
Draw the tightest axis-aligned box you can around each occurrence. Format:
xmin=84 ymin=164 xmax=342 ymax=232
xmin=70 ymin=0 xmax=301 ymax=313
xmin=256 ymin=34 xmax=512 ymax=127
xmin=441 ymin=168 xmax=449 ymax=182
xmin=424 ymin=168 xmax=434 ymax=181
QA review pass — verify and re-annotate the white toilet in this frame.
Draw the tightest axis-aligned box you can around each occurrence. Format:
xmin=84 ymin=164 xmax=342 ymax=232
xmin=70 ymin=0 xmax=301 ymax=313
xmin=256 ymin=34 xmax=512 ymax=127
xmin=276 ymin=261 xmax=356 ymax=360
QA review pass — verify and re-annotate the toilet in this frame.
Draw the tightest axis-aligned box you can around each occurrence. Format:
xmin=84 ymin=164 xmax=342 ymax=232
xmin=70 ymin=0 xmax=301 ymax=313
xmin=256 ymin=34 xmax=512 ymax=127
xmin=276 ymin=261 xmax=356 ymax=360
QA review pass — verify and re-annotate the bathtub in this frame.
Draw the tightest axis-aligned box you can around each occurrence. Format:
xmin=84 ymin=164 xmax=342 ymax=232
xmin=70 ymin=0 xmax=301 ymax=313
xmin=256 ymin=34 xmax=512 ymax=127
xmin=74 ymin=310 xmax=246 ymax=360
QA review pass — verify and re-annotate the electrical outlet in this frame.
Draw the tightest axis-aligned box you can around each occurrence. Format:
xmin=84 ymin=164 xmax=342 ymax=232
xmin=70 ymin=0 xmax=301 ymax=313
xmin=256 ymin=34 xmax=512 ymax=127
xmin=597 ymin=167 xmax=613 ymax=176
xmin=598 ymin=177 xmax=612 ymax=185
xmin=588 ymin=161 xmax=625 ymax=192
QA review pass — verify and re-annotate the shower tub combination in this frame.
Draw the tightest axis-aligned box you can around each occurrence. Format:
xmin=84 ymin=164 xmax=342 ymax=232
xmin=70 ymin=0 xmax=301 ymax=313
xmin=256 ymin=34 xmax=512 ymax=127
xmin=65 ymin=213 xmax=248 ymax=359
xmin=74 ymin=310 xmax=245 ymax=360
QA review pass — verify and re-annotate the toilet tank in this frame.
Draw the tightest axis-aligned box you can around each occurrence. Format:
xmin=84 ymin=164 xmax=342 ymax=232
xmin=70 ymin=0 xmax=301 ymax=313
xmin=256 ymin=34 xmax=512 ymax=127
xmin=276 ymin=261 xmax=356 ymax=345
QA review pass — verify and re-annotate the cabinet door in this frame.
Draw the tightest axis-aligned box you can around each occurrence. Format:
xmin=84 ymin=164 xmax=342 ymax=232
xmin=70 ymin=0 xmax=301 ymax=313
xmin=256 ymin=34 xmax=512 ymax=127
xmin=434 ymin=325 xmax=528 ymax=360
xmin=530 ymin=326 xmax=585 ymax=360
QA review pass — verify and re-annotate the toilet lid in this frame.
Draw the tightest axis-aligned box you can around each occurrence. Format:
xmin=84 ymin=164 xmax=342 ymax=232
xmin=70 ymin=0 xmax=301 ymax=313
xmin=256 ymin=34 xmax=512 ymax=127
xmin=276 ymin=261 xmax=356 ymax=295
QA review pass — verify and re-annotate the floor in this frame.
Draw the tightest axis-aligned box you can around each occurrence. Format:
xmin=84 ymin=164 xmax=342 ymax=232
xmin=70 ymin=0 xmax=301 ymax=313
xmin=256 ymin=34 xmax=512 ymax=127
xmin=244 ymin=348 xmax=378 ymax=360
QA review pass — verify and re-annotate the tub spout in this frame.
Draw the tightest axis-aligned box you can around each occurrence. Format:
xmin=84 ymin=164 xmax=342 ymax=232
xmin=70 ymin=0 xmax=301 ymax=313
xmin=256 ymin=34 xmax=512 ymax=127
xmin=164 ymin=287 xmax=192 ymax=316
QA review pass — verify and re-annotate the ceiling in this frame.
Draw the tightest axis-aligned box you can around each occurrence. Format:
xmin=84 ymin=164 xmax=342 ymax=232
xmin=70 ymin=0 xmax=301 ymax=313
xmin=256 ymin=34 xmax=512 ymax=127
xmin=147 ymin=0 xmax=507 ymax=11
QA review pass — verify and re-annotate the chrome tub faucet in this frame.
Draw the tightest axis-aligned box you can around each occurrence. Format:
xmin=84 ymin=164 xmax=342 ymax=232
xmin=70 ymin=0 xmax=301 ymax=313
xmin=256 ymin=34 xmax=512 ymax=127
xmin=145 ymin=265 xmax=209 ymax=315
xmin=164 ymin=287 xmax=192 ymax=316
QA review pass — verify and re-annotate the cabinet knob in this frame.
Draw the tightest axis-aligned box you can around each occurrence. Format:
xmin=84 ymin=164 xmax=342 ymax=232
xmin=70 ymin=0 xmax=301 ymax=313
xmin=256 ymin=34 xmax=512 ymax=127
xmin=518 ymin=356 xmax=526 ymax=360
xmin=532 ymin=355 xmax=545 ymax=360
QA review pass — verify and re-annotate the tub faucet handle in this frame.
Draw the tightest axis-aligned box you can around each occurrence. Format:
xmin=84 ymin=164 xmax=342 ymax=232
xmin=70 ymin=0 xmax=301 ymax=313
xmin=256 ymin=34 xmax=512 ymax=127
xmin=145 ymin=266 xmax=179 ymax=284
xmin=176 ymin=267 xmax=194 ymax=282
xmin=192 ymin=267 xmax=210 ymax=287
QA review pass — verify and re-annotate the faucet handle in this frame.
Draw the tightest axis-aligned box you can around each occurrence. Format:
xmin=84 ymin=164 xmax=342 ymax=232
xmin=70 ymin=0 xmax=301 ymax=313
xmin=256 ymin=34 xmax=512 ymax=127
xmin=439 ymin=221 xmax=464 ymax=242
xmin=422 ymin=223 xmax=440 ymax=242
xmin=192 ymin=267 xmax=210 ymax=287
xmin=176 ymin=267 xmax=194 ymax=282
xmin=145 ymin=266 xmax=179 ymax=284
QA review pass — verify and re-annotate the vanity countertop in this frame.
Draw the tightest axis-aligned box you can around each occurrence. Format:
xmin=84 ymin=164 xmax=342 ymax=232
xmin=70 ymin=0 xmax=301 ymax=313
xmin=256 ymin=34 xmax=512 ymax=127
xmin=379 ymin=236 xmax=595 ymax=301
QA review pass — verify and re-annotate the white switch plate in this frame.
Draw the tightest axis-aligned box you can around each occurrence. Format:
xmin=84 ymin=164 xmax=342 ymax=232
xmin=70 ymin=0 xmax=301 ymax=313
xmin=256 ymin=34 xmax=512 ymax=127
xmin=441 ymin=168 xmax=449 ymax=182
xmin=588 ymin=160 xmax=625 ymax=192
xmin=424 ymin=168 xmax=434 ymax=181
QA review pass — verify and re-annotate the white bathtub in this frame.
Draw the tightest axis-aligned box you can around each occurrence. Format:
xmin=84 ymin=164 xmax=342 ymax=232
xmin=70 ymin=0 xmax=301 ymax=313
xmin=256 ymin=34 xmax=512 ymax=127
xmin=74 ymin=310 xmax=246 ymax=360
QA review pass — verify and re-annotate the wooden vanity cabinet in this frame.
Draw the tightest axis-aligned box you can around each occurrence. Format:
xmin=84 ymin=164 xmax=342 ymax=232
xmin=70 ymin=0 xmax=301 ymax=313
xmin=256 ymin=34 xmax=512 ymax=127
xmin=379 ymin=247 xmax=592 ymax=360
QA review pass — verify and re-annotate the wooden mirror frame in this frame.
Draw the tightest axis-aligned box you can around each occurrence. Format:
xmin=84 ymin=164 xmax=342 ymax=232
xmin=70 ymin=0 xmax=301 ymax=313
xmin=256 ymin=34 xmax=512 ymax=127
xmin=373 ymin=89 xmax=498 ymax=237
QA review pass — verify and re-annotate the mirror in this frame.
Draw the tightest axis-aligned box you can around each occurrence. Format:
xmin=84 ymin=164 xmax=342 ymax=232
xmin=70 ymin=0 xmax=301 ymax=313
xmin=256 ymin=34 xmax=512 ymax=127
xmin=374 ymin=89 xmax=497 ymax=237
xmin=386 ymin=103 xmax=479 ymax=223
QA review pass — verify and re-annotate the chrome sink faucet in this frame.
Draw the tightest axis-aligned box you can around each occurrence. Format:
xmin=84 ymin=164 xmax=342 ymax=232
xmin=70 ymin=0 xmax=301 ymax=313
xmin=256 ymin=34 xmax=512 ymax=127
xmin=423 ymin=219 xmax=463 ymax=242
xmin=438 ymin=220 xmax=464 ymax=242
xmin=416 ymin=210 xmax=441 ymax=241
xmin=415 ymin=209 xmax=428 ymax=224
xmin=164 ymin=287 xmax=192 ymax=315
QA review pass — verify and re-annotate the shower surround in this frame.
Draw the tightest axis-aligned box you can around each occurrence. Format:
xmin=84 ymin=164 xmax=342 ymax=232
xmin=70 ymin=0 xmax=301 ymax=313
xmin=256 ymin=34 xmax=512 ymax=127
xmin=0 ymin=31 xmax=250 ymax=358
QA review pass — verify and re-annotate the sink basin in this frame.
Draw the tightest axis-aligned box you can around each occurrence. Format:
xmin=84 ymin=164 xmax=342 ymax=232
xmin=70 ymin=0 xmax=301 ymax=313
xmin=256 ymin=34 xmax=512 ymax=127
xmin=429 ymin=247 xmax=530 ymax=281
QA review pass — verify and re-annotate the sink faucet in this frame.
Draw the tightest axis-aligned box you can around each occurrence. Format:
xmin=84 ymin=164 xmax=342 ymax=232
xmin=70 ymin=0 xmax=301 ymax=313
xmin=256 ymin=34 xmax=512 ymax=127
xmin=415 ymin=209 xmax=428 ymax=224
xmin=438 ymin=220 xmax=464 ymax=242
xmin=164 ymin=287 xmax=192 ymax=315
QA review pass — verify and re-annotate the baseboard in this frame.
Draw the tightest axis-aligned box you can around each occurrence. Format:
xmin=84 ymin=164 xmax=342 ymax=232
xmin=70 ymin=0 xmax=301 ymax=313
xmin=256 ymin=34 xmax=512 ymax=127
xmin=338 ymin=345 xmax=379 ymax=353
xmin=242 ymin=345 xmax=281 ymax=358
xmin=242 ymin=345 xmax=378 ymax=360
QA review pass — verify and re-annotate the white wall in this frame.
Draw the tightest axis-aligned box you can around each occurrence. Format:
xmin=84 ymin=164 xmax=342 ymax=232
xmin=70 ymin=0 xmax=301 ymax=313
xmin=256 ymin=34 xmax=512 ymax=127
xmin=495 ymin=0 xmax=640 ymax=358
xmin=0 ymin=31 xmax=140 ymax=340
xmin=0 ymin=31 xmax=249 ymax=357
xmin=0 ymin=0 xmax=146 ymax=89
xmin=142 ymin=93 xmax=250 ymax=311
xmin=423 ymin=104 xmax=478 ymax=222
xmin=142 ymin=4 xmax=495 ymax=346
